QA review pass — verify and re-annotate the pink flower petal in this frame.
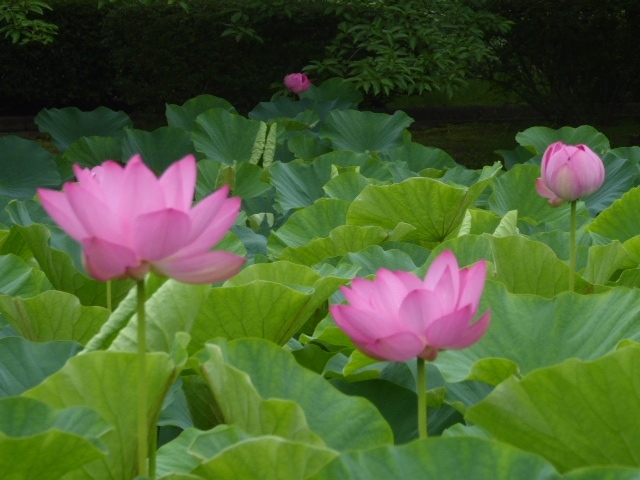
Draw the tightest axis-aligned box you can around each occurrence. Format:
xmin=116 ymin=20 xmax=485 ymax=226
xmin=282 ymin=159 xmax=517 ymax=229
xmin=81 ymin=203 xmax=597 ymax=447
xmin=330 ymin=304 xmax=401 ymax=341
xmin=456 ymin=260 xmax=487 ymax=312
xmin=370 ymin=269 xmax=415 ymax=313
xmin=159 ymin=155 xmax=197 ymax=211
xmin=82 ymin=237 xmax=140 ymax=281
xmin=178 ymin=190 xmax=241 ymax=256
xmin=38 ymin=188 xmax=88 ymax=242
xmin=398 ymin=288 xmax=444 ymax=332
xmin=65 ymin=182 xmax=124 ymax=243
xmin=358 ymin=331 xmax=426 ymax=362
xmin=112 ymin=155 xmax=166 ymax=225
xmin=535 ymin=178 xmax=564 ymax=207
xmin=444 ymin=310 xmax=491 ymax=349
xmin=422 ymin=250 xmax=460 ymax=309
xmin=131 ymin=208 xmax=192 ymax=260
xmin=152 ymin=250 xmax=246 ymax=284
xmin=423 ymin=305 xmax=476 ymax=348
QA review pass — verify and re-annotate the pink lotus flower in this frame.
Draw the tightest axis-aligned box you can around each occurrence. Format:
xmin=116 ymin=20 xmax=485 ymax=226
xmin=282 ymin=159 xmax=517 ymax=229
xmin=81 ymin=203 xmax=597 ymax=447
xmin=37 ymin=154 xmax=246 ymax=283
xmin=330 ymin=251 xmax=490 ymax=362
xmin=284 ymin=73 xmax=312 ymax=94
xmin=536 ymin=141 xmax=605 ymax=207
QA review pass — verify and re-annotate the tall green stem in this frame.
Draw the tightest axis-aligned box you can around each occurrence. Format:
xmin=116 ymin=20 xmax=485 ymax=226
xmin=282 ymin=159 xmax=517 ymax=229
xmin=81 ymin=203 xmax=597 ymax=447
xmin=417 ymin=357 xmax=428 ymax=439
xmin=569 ymin=200 xmax=577 ymax=293
xmin=136 ymin=280 xmax=148 ymax=478
xmin=106 ymin=280 xmax=112 ymax=312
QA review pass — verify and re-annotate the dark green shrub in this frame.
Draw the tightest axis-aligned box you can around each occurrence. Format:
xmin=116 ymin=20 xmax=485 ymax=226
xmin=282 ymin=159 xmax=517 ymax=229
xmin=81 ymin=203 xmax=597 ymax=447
xmin=474 ymin=0 xmax=640 ymax=123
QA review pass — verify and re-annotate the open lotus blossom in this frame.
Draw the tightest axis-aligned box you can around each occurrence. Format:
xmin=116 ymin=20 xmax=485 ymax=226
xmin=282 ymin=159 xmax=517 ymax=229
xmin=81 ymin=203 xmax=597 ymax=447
xmin=37 ymin=154 xmax=246 ymax=283
xmin=284 ymin=73 xmax=312 ymax=94
xmin=330 ymin=250 xmax=490 ymax=362
xmin=536 ymin=141 xmax=605 ymax=207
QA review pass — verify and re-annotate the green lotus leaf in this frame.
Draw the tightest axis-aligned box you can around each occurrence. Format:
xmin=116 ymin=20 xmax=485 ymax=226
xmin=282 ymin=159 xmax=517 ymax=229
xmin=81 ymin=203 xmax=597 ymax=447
xmin=35 ymin=106 xmax=132 ymax=153
xmin=515 ymin=125 xmax=610 ymax=154
xmin=582 ymin=241 xmax=635 ymax=285
xmin=466 ymin=346 xmax=640 ymax=472
xmin=323 ymin=171 xmax=384 ymax=202
xmin=379 ymin=142 xmax=458 ymax=172
xmin=320 ymin=109 xmax=413 ymax=153
xmin=190 ymin=261 xmax=349 ymax=349
xmin=279 ymin=225 xmax=389 ymax=266
xmin=192 ymin=108 xmax=265 ymax=165
xmin=434 ymin=281 xmax=640 ymax=384
xmin=23 ymin=351 xmax=179 ymax=480
xmin=347 ymin=165 xmax=499 ymax=247
xmin=166 ymin=94 xmax=237 ymax=131
xmin=0 ymin=397 xmax=109 ymax=479
xmin=584 ymin=154 xmax=638 ymax=215
xmin=0 ymin=253 xmax=51 ymax=297
xmin=63 ymin=136 xmax=124 ymax=167
xmin=309 ymin=437 xmax=559 ymax=480
xmin=268 ymin=199 xmax=351 ymax=256
xmin=300 ymin=77 xmax=363 ymax=108
xmin=196 ymin=338 xmax=393 ymax=451
xmin=122 ymin=126 xmax=198 ymax=174
xmin=10 ymin=223 xmax=133 ymax=308
xmin=587 ymin=185 xmax=640 ymax=242
xmin=192 ymin=436 xmax=337 ymax=480
xmin=0 ymin=136 xmax=61 ymax=198
xmin=0 ymin=336 xmax=81 ymax=397
xmin=0 ymin=290 xmax=109 ymax=344
xmin=338 ymin=245 xmax=421 ymax=275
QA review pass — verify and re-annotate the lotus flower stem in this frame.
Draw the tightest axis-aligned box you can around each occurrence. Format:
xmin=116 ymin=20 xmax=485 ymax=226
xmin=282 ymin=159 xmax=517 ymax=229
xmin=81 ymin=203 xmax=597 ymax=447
xmin=569 ymin=200 xmax=577 ymax=292
xmin=106 ymin=280 xmax=112 ymax=312
xmin=417 ymin=357 xmax=427 ymax=439
xmin=136 ymin=279 xmax=149 ymax=478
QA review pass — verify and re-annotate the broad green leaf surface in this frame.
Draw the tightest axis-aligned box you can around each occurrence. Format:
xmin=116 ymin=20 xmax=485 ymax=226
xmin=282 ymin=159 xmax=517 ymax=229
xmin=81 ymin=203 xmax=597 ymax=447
xmin=347 ymin=175 xmax=494 ymax=246
xmin=197 ymin=339 xmax=393 ymax=451
xmin=0 ymin=253 xmax=51 ymax=297
xmin=339 ymin=245 xmax=423 ymax=275
xmin=12 ymin=224 xmax=133 ymax=308
xmin=0 ymin=290 xmax=109 ymax=343
xmin=166 ymin=95 xmax=237 ymax=131
xmin=191 ymin=436 xmax=337 ymax=480
xmin=122 ymin=126 xmax=198 ymax=173
xmin=587 ymin=186 xmax=640 ymax=242
xmin=434 ymin=281 xmax=640 ymax=384
xmin=320 ymin=109 xmax=413 ymax=152
xmin=582 ymin=241 xmax=635 ymax=285
xmin=192 ymin=108 xmax=265 ymax=165
xmin=35 ymin=106 xmax=132 ymax=153
xmin=515 ymin=125 xmax=610 ymax=154
xmin=268 ymin=199 xmax=350 ymax=256
xmin=0 ymin=398 xmax=109 ymax=479
xmin=489 ymin=235 xmax=592 ymax=296
xmin=191 ymin=261 xmax=349 ymax=349
xmin=380 ymin=143 xmax=458 ymax=171
xmin=300 ymin=77 xmax=363 ymax=108
xmin=64 ymin=136 xmax=124 ymax=167
xmin=323 ymin=171 xmax=383 ymax=202
xmin=487 ymin=164 xmax=574 ymax=223
xmin=270 ymin=160 xmax=331 ymax=211
xmin=279 ymin=225 xmax=389 ymax=266
xmin=584 ymin=155 xmax=638 ymax=215
xmin=0 ymin=136 xmax=61 ymax=198
xmin=309 ymin=437 xmax=559 ymax=480
xmin=466 ymin=347 xmax=640 ymax=472
xmin=23 ymin=351 xmax=178 ymax=480
xmin=564 ymin=468 xmax=640 ymax=479
xmin=0 ymin=337 xmax=81 ymax=397
xmin=109 ymin=280 xmax=210 ymax=354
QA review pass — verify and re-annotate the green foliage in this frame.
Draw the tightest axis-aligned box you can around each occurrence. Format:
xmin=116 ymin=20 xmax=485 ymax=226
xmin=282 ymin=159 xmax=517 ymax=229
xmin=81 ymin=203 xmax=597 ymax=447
xmin=0 ymin=0 xmax=57 ymax=44
xmin=224 ymin=0 xmax=512 ymax=98
xmin=476 ymin=0 xmax=640 ymax=123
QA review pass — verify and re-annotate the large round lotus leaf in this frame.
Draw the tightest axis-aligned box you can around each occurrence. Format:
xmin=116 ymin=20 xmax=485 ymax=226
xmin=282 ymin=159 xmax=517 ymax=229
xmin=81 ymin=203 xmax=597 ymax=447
xmin=309 ymin=437 xmax=559 ymax=480
xmin=0 ymin=136 xmax=61 ymax=198
xmin=0 ymin=336 xmax=81 ymax=397
xmin=35 ymin=106 xmax=132 ymax=153
xmin=192 ymin=108 xmax=264 ymax=165
xmin=166 ymin=94 xmax=237 ymax=131
xmin=122 ymin=126 xmax=198 ymax=174
xmin=515 ymin=125 xmax=610 ymax=154
xmin=434 ymin=281 xmax=640 ymax=384
xmin=320 ymin=109 xmax=413 ymax=153
xmin=466 ymin=346 xmax=640 ymax=472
